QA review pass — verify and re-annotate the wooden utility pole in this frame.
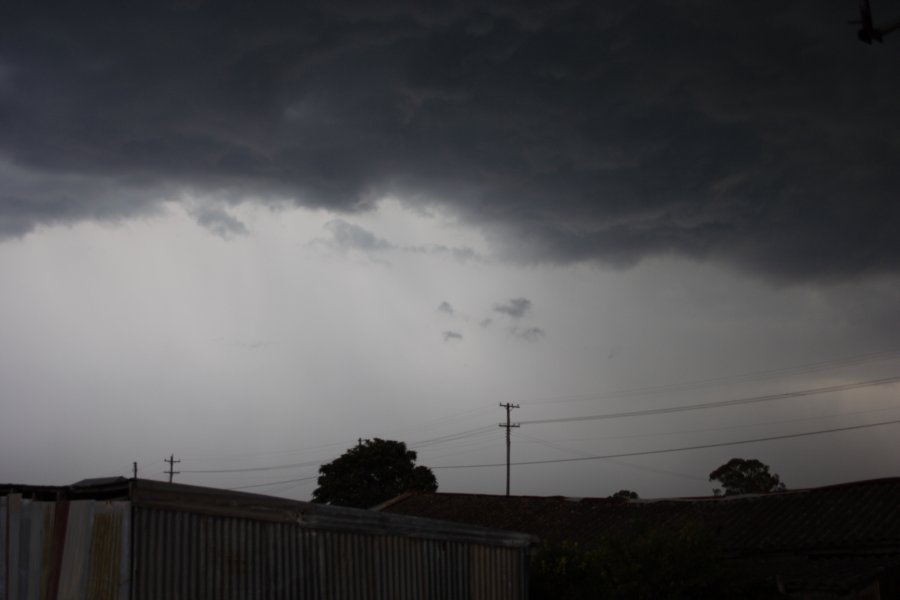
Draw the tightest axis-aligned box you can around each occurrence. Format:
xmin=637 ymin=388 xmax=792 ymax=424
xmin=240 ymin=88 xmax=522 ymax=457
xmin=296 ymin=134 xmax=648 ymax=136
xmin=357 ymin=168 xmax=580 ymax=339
xmin=499 ymin=403 xmax=520 ymax=496
xmin=165 ymin=454 xmax=180 ymax=483
xmin=132 ymin=461 xmax=138 ymax=479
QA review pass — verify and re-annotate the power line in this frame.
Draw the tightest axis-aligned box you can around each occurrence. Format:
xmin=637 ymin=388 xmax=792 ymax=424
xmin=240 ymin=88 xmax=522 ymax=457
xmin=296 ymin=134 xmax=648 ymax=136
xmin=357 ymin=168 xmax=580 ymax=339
xmin=520 ymin=375 xmax=900 ymax=425
xmin=182 ymin=425 xmax=497 ymax=475
xmin=517 ymin=432 xmax=705 ymax=482
xmin=220 ymin=430 xmax=499 ymax=492
xmin=182 ymin=408 xmax=496 ymax=463
xmin=432 ymin=416 xmax=900 ymax=469
xmin=526 ymin=348 xmax=900 ymax=405
xmin=261 ymin=478 xmax=318 ymax=496
xmin=182 ymin=458 xmax=324 ymax=474
xmin=410 ymin=425 xmax=498 ymax=448
xmin=535 ymin=404 xmax=900 ymax=444
xmin=229 ymin=475 xmax=319 ymax=490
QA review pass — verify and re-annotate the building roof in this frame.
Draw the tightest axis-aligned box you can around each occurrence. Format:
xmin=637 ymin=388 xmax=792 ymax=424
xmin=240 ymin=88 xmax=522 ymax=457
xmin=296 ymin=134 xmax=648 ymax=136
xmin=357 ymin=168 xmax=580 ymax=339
xmin=376 ymin=477 xmax=900 ymax=556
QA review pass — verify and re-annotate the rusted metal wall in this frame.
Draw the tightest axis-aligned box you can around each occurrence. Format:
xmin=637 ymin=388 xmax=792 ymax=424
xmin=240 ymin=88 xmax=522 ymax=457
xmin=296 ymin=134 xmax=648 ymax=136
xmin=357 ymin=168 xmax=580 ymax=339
xmin=0 ymin=495 xmax=130 ymax=600
xmin=131 ymin=505 xmax=528 ymax=600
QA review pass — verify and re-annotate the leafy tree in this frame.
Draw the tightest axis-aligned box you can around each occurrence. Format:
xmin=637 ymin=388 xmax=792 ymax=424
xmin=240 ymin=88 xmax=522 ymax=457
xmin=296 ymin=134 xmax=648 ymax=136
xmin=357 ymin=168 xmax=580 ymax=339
xmin=610 ymin=489 xmax=639 ymax=500
xmin=709 ymin=458 xmax=786 ymax=496
xmin=311 ymin=438 xmax=437 ymax=508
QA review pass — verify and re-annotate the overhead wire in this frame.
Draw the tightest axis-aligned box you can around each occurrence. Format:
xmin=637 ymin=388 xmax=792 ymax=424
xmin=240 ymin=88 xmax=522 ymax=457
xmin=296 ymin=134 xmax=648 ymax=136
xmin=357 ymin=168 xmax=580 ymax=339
xmin=182 ymin=425 xmax=498 ymax=476
xmin=534 ymin=403 xmax=900 ymax=444
xmin=527 ymin=348 xmax=900 ymax=405
xmin=181 ymin=410 xmax=496 ymax=464
xmin=432 ymin=416 xmax=900 ymax=469
xmin=182 ymin=458 xmax=325 ymax=474
xmin=517 ymin=432 xmax=705 ymax=482
xmin=229 ymin=475 xmax=319 ymax=491
xmin=409 ymin=425 xmax=497 ymax=448
xmin=520 ymin=375 xmax=900 ymax=425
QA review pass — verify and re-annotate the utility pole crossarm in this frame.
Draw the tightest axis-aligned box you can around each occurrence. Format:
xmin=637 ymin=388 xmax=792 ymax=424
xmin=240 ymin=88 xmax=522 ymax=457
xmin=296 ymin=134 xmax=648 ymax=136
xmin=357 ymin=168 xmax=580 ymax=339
xmin=499 ymin=403 xmax=520 ymax=496
xmin=165 ymin=454 xmax=181 ymax=483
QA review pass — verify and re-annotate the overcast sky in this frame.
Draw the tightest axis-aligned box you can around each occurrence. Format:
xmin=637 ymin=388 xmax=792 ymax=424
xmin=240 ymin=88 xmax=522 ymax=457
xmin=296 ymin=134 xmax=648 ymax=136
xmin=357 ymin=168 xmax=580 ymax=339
xmin=2 ymin=1 xmax=899 ymax=500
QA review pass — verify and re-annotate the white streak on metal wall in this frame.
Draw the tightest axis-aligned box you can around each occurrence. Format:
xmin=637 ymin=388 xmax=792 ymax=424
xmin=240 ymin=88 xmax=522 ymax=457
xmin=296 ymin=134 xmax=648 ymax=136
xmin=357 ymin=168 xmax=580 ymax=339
xmin=84 ymin=501 xmax=130 ymax=600
xmin=57 ymin=501 xmax=92 ymax=599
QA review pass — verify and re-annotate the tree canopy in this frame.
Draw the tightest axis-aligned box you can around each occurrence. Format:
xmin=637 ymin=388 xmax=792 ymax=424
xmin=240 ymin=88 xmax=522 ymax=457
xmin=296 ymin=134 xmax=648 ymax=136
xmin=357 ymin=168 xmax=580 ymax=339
xmin=610 ymin=489 xmax=639 ymax=500
xmin=311 ymin=438 xmax=437 ymax=508
xmin=709 ymin=458 xmax=786 ymax=496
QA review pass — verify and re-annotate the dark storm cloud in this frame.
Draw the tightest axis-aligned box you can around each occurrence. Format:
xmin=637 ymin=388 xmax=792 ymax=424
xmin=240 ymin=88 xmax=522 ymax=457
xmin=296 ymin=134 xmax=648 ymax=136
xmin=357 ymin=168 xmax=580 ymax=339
xmin=494 ymin=297 xmax=531 ymax=319
xmin=2 ymin=1 xmax=898 ymax=280
xmin=437 ymin=301 xmax=455 ymax=316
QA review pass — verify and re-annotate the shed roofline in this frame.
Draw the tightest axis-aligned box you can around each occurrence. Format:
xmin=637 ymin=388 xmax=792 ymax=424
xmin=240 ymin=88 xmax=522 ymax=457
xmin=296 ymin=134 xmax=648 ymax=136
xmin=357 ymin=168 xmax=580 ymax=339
xmin=2 ymin=477 xmax=537 ymax=548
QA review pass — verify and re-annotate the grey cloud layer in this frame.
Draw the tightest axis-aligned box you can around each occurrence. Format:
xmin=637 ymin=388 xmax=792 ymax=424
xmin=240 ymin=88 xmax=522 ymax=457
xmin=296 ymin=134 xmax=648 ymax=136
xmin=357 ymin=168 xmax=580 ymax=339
xmin=2 ymin=1 xmax=898 ymax=280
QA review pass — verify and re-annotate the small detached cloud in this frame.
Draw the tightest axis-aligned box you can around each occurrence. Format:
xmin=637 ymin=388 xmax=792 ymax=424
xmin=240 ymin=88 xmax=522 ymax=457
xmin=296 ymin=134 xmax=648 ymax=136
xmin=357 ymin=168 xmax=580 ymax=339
xmin=442 ymin=331 xmax=463 ymax=342
xmin=494 ymin=297 xmax=532 ymax=319
xmin=489 ymin=297 xmax=545 ymax=341
xmin=437 ymin=301 xmax=455 ymax=316
xmin=513 ymin=327 xmax=546 ymax=342
xmin=193 ymin=205 xmax=248 ymax=239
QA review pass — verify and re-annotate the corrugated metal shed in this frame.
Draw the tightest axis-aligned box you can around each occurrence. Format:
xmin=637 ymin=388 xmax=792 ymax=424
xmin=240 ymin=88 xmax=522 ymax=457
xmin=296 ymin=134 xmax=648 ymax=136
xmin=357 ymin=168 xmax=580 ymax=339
xmin=1 ymin=479 xmax=534 ymax=600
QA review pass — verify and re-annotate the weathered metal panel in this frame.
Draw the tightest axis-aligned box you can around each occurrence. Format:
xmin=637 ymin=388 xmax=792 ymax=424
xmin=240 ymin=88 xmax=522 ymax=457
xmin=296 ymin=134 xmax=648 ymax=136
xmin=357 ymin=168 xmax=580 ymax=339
xmin=5 ymin=494 xmax=56 ymax=600
xmin=0 ymin=496 xmax=6 ymax=600
xmin=6 ymin=494 xmax=20 ymax=600
xmin=132 ymin=505 xmax=529 ymax=600
xmin=1 ymin=495 xmax=130 ymax=600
